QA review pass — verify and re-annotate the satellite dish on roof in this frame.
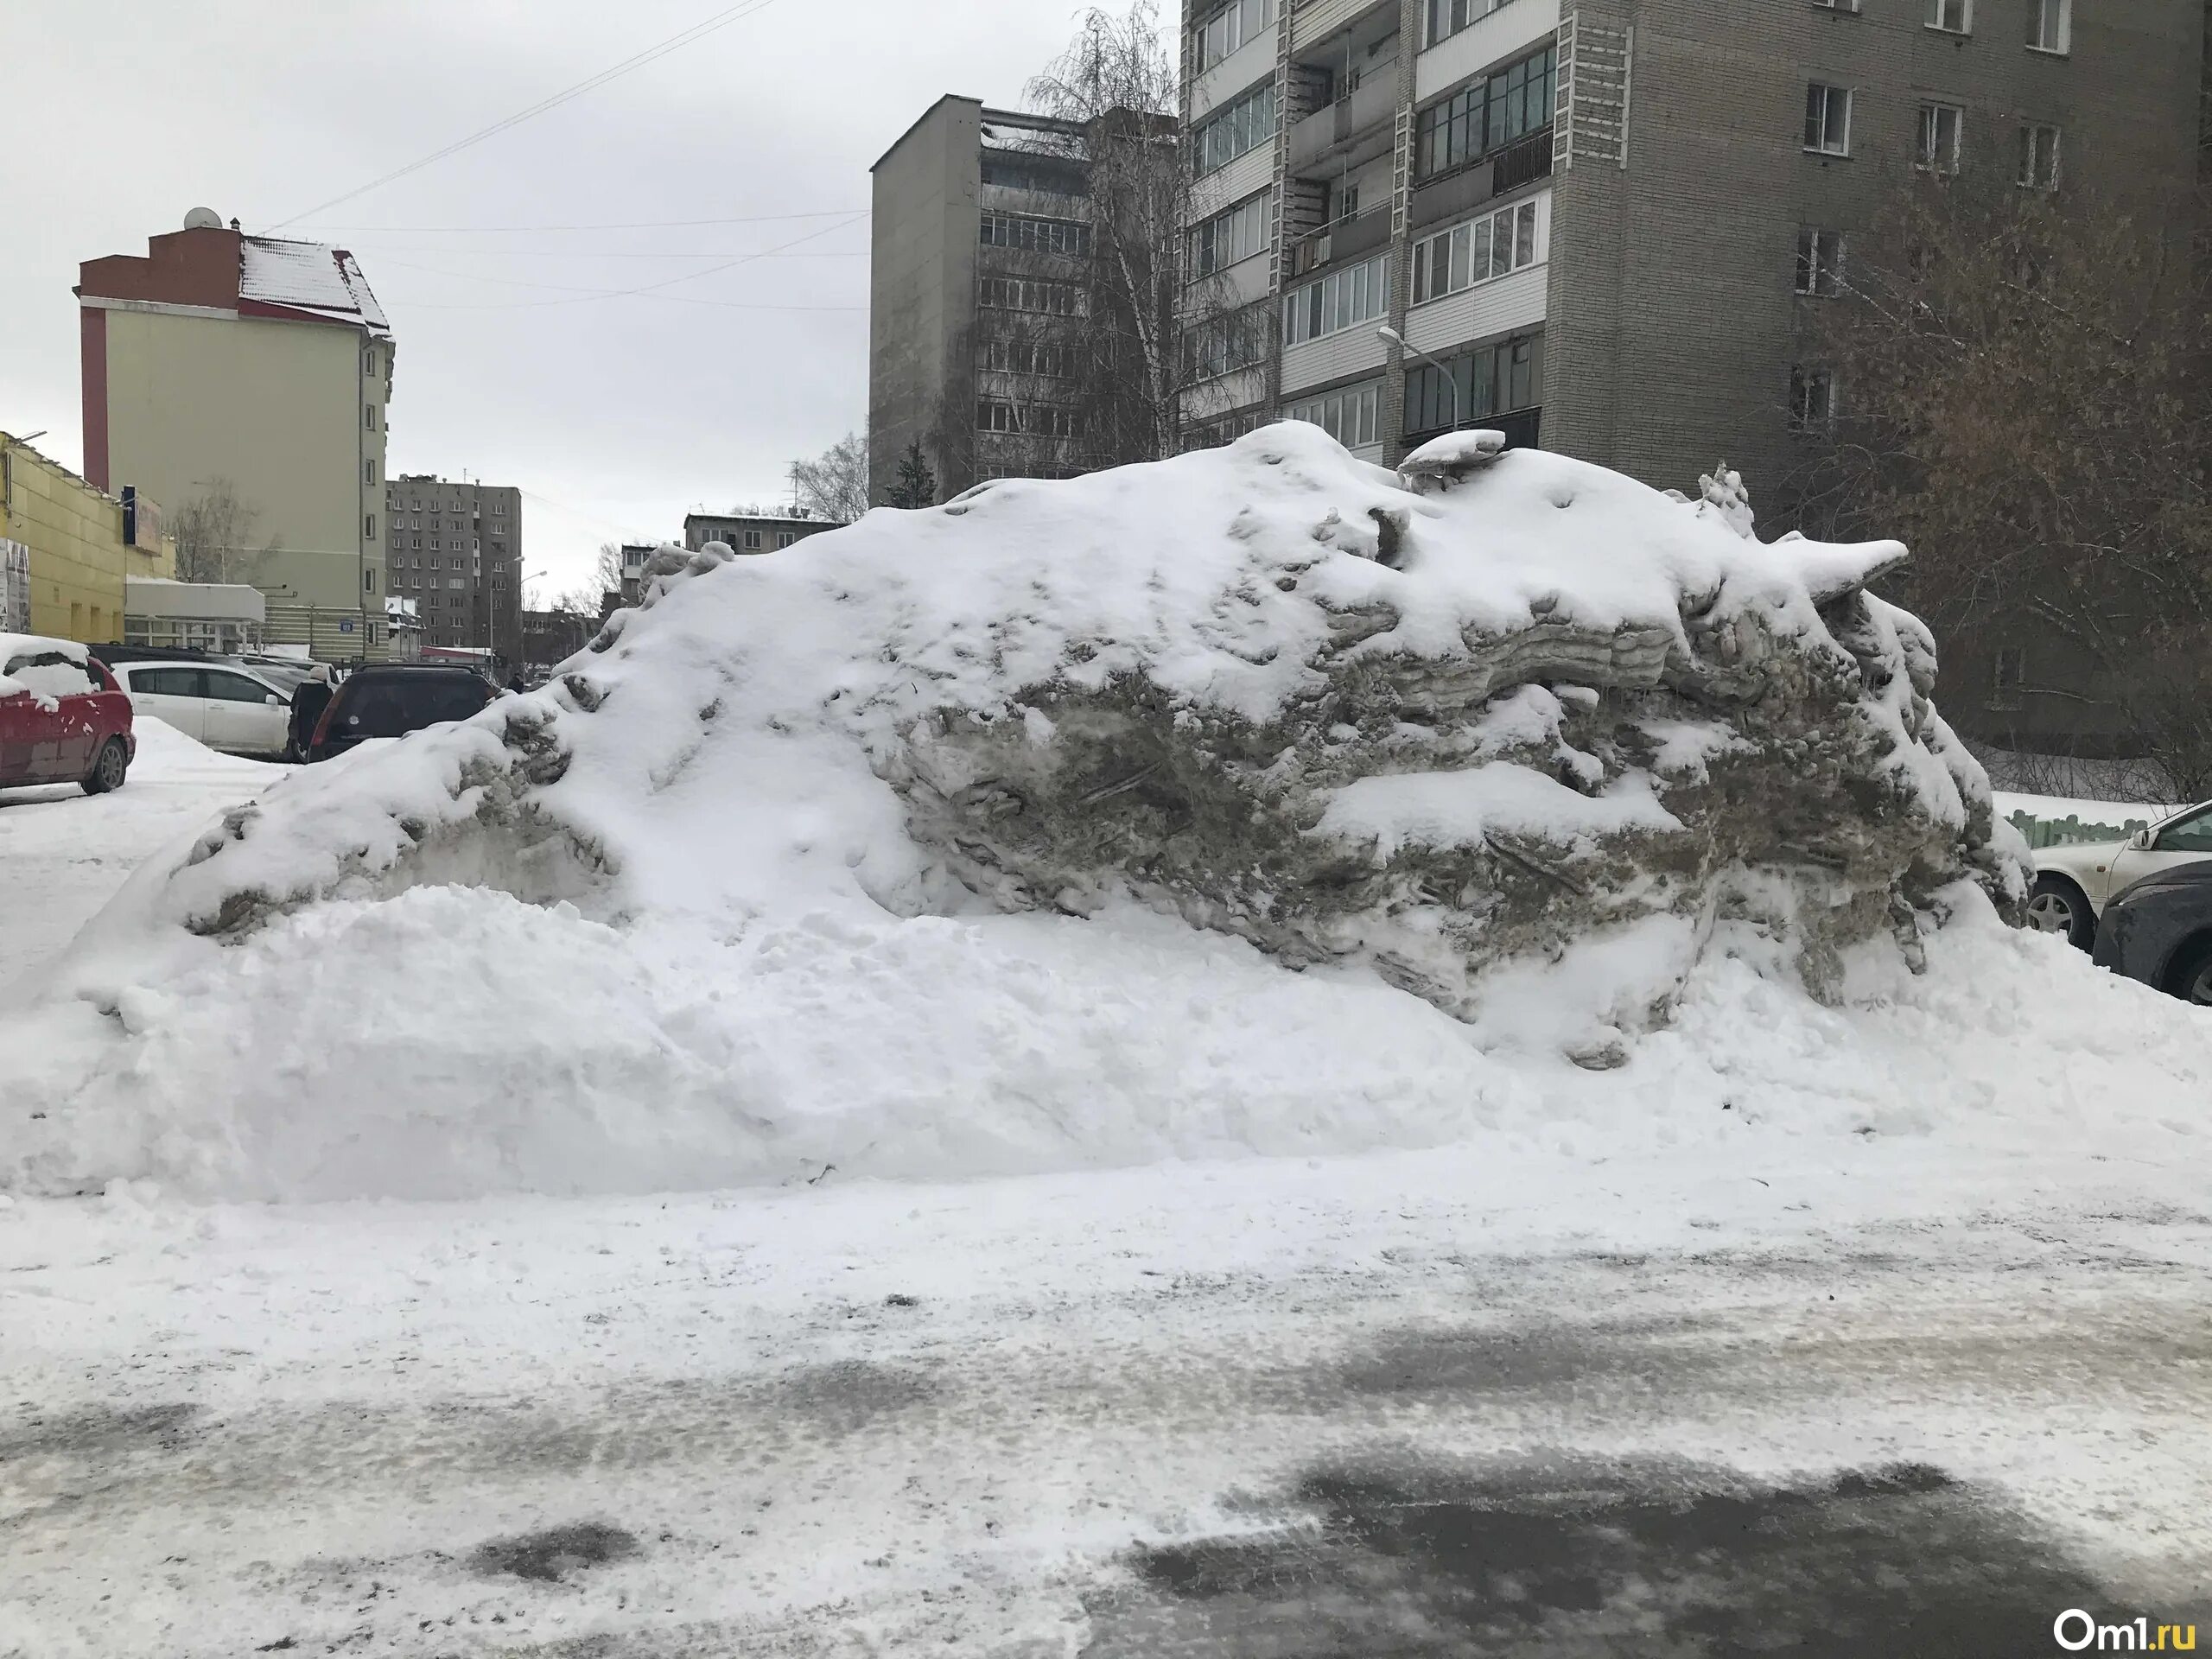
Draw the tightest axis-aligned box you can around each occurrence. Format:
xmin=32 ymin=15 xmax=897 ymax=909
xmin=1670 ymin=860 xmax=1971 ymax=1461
xmin=183 ymin=207 xmax=223 ymax=231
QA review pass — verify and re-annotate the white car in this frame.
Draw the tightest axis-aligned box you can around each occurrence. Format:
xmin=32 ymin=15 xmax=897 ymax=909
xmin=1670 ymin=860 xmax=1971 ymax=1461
xmin=2028 ymin=799 xmax=2212 ymax=948
xmin=110 ymin=660 xmax=293 ymax=758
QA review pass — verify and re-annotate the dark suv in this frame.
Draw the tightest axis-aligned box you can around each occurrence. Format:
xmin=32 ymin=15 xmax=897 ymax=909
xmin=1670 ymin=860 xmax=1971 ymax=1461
xmin=307 ymin=664 xmax=495 ymax=762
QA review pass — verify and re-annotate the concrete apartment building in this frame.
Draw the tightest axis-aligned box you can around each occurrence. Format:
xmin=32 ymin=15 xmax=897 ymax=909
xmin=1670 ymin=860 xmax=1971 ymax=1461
xmin=1177 ymin=0 xmax=2205 ymax=498
xmin=384 ymin=475 xmax=524 ymax=661
xmin=869 ymin=99 xmax=1110 ymax=503
xmin=681 ymin=510 xmax=843 ymax=555
xmin=77 ymin=209 xmax=394 ymax=661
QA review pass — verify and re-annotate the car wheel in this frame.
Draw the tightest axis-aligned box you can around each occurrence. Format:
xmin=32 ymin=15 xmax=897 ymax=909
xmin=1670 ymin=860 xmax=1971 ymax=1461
xmin=2026 ymin=874 xmax=2094 ymax=950
xmin=82 ymin=737 xmax=129 ymax=796
xmin=2168 ymin=938 xmax=2212 ymax=1007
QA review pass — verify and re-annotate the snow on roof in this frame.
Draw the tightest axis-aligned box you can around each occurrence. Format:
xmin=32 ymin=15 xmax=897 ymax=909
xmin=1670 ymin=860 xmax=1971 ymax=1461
xmin=239 ymin=237 xmax=390 ymax=334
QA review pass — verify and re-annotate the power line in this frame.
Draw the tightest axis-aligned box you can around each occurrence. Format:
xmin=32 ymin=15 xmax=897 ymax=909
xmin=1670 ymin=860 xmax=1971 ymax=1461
xmin=340 ymin=244 xmax=868 ymax=259
xmin=380 ymin=210 xmax=870 ymax=311
xmin=266 ymin=0 xmax=789 ymax=232
xmin=296 ymin=209 xmax=869 ymax=233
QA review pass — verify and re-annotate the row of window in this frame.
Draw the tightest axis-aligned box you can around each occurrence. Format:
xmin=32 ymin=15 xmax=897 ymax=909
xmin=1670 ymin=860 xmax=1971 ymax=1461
xmin=979 ymin=276 xmax=1089 ymax=316
xmin=1283 ymin=252 xmax=1389 ymax=346
xmin=977 ymin=400 xmax=1083 ymax=439
xmin=1193 ymin=80 xmax=1277 ymax=177
xmin=1409 ymin=196 xmax=1541 ymax=307
xmin=979 ymin=337 xmax=1077 ymax=378
xmin=1816 ymin=0 xmax=2070 ymax=54
xmin=1808 ymin=83 xmax=2063 ymax=188
xmin=1404 ymin=331 xmax=1542 ymax=437
xmin=1414 ymin=43 xmax=1554 ymax=181
xmin=981 ymin=157 xmax=1087 ymax=196
xmin=1425 ymin=0 xmax=1521 ymax=51
xmin=980 ymin=212 xmax=1091 ymax=257
xmin=1195 ymin=0 xmax=1533 ymax=69
xmin=1187 ymin=191 xmax=1274 ymax=280
xmin=1284 ymin=381 xmax=1381 ymax=449
xmin=1185 ymin=305 xmax=1269 ymax=381
xmin=390 ymin=554 xmax=483 ymax=571
xmin=1192 ymin=0 xmax=1277 ymax=73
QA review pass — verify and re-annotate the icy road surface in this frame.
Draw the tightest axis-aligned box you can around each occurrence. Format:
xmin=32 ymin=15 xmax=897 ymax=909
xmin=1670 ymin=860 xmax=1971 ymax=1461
xmin=4 ymin=1166 xmax=2210 ymax=1656
xmin=3 ymin=717 xmax=2209 ymax=1656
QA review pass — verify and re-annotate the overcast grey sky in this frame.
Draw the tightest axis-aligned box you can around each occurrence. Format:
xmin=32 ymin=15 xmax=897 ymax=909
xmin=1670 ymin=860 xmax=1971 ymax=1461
xmin=4 ymin=0 xmax=1097 ymax=601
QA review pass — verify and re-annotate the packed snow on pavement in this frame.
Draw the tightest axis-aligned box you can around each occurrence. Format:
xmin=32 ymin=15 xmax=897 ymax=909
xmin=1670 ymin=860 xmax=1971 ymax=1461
xmin=1 ymin=430 xmax=2207 ymax=1656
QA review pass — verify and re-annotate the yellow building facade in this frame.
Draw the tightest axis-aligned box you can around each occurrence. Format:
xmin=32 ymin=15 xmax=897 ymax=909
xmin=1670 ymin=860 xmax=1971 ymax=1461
xmin=0 ymin=432 xmax=128 ymax=644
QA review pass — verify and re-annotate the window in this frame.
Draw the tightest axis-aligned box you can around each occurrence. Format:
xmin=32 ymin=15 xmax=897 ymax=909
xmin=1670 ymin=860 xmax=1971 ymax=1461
xmin=1926 ymin=0 xmax=1970 ymax=31
xmin=1415 ymin=45 xmax=1555 ymax=178
xmin=980 ymin=213 xmax=1092 ymax=257
xmin=1187 ymin=192 xmax=1274 ymax=279
xmin=204 ymin=669 xmax=274 ymax=704
xmin=2027 ymin=0 xmax=2069 ymax=53
xmin=2154 ymin=804 xmax=2212 ymax=854
xmin=1427 ymin=0 xmax=1516 ymax=49
xmin=365 ymin=459 xmax=378 ymax=485
xmin=980 ymin=337 xmax=1077 ymax=378
xmin=1284 ymin=380 xmax=1381 ymax=448
xmin=1328 ymin=180 xmax=1360 ymax=224
xmin=2018 ymin=123 xmax=2061 ymax=189
xmin=1804 ymin=83 xmax=1852 ymax=155
xmin=365 ymin=513 xmax=377 ymax=539
xmin=776 ymin=531 xmax=796 ymax=549
xmin=130 ymin=664 xmax=203 ymax=698
xmin=1403 ymin=332 xmax=1543 ymax=437
xmin=364 ymin=404 xmax=377 ymax=429
xmin=980 ymin=157 xmax=1087 ymax=195
xmin=1990 ymin=645 xmax=2025 ymax=710
xmin=1789 ymin=365 xmax=1837 ymax=433
xmin=493 ymin=499 xmax=506 ymax=516
xmin=743 ymin=531 xmax=762 ymax=550
xmin=364 ymin=568 xmax=377 ymax=594
xmin=1795 ymin=228 xmax=1845 ymax=296
xmin=1282 ymin=252 xmax=1389 ymax=346
xmin=1193 ymin=80 xmax=1277 ymax=176
xmin=979 ymin=276 xmax=1089 ymax=316
xmin=977 ymin=400 xmax=1083 ymax=439
xmin=1193 ymin=0 xmax=1275 ymax=73
xmin=1809 ymin=0 xmax=1861 ymax=10
xmin=1916 ymin=103 xmax=1963 ymax=174
xmin=1410 ymin=196 xmax=1542 ymax=305
xmin=1183 ymin=305 xmax=1268 ymax=379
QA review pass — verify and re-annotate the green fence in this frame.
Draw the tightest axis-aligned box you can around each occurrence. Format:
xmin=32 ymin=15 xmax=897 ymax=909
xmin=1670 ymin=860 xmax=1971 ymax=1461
xmin=2005 ymin=810 xmax=2156 ymax=850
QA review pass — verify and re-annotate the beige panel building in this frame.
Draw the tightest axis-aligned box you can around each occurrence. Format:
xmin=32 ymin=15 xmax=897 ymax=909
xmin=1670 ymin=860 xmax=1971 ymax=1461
xmin=0 ymin=431 xmax=128 ymax=643
xmin=77 ymin=210 xmax=395 ymax=661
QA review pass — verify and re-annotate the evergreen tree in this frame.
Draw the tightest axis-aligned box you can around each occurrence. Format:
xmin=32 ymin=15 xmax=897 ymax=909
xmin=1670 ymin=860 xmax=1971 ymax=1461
xmin=888 ymin=442 xmax=938 ymax=509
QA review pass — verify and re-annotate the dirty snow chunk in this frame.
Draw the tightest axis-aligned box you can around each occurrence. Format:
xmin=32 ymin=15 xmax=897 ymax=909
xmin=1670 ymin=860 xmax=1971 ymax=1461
xmin=1316 ymin=766 xmax=1680 ymax=860
xmin=2 ymin=423 xmax=2039 ymax=1201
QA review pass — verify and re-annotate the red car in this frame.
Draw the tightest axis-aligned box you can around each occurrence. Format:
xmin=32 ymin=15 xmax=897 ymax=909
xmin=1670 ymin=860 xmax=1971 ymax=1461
xmin=0 ymin=633 xmax=136 ymax=795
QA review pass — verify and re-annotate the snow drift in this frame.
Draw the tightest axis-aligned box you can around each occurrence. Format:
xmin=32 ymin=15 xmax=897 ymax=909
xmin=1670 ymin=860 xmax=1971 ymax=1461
xmin=3 ymin=425 xmax=2091 ymax=1202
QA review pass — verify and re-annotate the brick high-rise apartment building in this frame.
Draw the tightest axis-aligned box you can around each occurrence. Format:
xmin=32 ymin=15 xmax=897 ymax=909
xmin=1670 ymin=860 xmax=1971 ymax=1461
xmin=1177 ymin=0 xmax=2204 ymax=495
xmin=384 ymin=475 xmax=523 ymax=660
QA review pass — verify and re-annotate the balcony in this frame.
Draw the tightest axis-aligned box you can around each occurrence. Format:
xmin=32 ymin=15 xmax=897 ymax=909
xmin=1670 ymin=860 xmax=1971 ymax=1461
xmin=1285 ymin=71 xmax=1396 ymax=175
xmin=1408 ymin=125 xmax=1552 ymax=234
xmin=1287 ymin=205 xmax=1393 ymax=278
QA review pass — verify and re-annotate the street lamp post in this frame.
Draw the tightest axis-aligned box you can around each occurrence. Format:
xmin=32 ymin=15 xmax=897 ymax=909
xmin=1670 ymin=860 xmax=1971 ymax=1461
xmin=1377 ymin=324 xmax=1459 ymax=435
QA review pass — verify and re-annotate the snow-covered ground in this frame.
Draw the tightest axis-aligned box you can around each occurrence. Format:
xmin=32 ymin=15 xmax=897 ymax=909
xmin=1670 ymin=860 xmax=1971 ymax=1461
xmin=3 ymin=708 xmax=2209 ymax=1655
xmin=0 ymin=720 xmax=282 ymax=992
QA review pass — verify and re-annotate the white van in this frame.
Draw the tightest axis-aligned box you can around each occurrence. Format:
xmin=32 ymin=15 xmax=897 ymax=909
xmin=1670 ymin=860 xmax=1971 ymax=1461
xmin=109 ymin=660 xmax=293 ymax=757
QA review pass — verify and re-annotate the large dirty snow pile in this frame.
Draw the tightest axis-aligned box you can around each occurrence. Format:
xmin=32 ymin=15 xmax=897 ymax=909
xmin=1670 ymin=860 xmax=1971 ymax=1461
xmin=7 ymin=423 xmax=2163 ymax=1205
